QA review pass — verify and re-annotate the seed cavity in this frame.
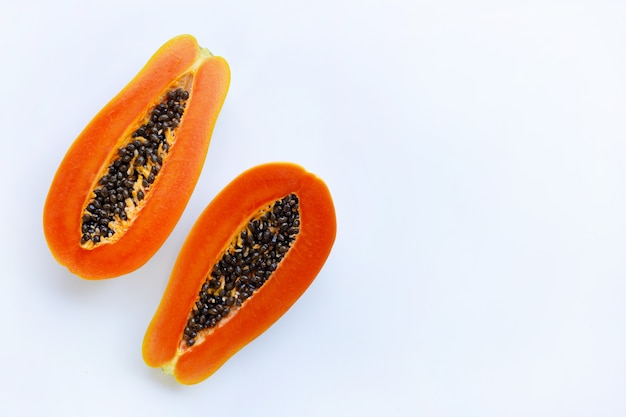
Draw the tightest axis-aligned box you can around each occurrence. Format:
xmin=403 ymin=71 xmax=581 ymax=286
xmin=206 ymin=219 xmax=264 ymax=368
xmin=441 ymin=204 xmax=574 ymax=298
xmin=182 ymin=193 xmax=301 ymax=349
xmin=80 ymin=87 xmax=190 ymax=248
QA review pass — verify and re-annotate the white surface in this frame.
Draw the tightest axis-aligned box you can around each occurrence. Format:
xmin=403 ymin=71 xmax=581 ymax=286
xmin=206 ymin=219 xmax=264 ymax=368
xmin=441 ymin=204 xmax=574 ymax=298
xmin=2 ymin=0 xmax=626 ymax=415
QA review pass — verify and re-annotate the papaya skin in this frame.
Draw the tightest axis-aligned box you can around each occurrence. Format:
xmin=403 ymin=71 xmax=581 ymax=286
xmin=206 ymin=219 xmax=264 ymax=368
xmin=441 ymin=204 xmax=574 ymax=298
xmin=142 ymin=162 xmax=336 ymax=385
xmin=43 ymin=34 xmax=230 ymax=279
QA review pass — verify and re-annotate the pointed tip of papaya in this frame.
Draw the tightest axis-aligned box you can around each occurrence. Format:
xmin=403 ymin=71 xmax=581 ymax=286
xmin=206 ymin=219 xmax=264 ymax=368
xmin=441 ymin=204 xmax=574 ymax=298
xmin=200 ymin=47 xmax=214 ymax=58
xmin=160 ymin=361 xmax=177 ymax=377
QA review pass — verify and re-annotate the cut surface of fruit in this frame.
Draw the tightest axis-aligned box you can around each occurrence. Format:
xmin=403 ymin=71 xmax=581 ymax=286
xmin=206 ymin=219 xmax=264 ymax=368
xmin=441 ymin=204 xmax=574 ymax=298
xmin=142 ymin=162 xmax=336 ymax=385
xmin=43 ymin=34 xmax=230 ymax=279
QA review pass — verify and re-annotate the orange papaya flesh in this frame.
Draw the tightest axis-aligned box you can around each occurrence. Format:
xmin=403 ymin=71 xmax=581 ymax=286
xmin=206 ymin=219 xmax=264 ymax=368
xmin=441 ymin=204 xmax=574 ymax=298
xmin=142 ymin=162 xmax=336 ymax=385
xmin=43 ymin=34 xmax=230 ymax=279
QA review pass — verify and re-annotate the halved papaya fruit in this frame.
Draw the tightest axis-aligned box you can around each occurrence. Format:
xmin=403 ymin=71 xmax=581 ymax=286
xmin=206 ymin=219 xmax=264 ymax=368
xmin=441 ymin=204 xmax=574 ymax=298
xmin=142 ymin=162 xmax=336 ymax=384
xmin=43 ymin=34 xmax=230 ymax=279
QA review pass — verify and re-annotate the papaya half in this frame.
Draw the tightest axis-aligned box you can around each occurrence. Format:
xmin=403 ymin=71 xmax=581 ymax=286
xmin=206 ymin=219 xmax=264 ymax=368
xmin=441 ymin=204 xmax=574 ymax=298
xmin=142 ymin=162 xmax=336 ymax=385
xmin=43 ymin=34 xmax=230 ymax=279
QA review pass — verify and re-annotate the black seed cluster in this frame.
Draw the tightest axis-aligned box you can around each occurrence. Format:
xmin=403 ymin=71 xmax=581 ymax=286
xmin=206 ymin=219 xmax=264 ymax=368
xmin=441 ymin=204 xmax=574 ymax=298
xmin=183 ymin=193 xmax=301 ymax=348
xmin=80 ymin=88 xmax=189 ymax=246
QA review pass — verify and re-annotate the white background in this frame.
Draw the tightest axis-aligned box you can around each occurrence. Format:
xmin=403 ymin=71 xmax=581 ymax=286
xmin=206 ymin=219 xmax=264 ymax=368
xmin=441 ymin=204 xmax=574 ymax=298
xmin=2 ymin=0 xmax=626 ymax=415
